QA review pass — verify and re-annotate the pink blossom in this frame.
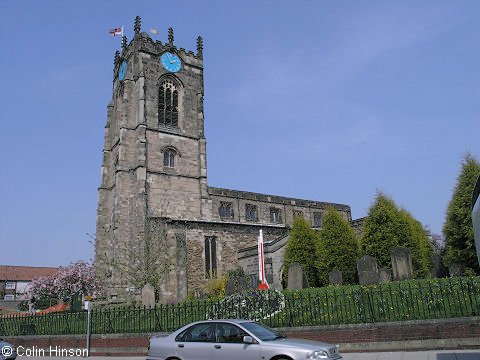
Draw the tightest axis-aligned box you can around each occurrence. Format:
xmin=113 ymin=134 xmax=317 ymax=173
xmin=25 ymin=261 xmax=104 ymax=300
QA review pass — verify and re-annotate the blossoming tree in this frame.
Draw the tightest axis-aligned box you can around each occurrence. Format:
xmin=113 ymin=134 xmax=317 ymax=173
xmin=26 ymin=261 xmax=104 ymax=305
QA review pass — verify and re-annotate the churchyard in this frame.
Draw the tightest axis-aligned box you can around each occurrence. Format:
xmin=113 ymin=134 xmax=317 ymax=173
xmin=1 ymin=276 xmax=478 ymax=336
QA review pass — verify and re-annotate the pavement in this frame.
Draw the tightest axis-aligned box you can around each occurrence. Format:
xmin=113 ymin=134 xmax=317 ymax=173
xmin=14 ymin=350 xmax=480 ymax=360
xmin=342 ymin=350 xmax=480 ymax=360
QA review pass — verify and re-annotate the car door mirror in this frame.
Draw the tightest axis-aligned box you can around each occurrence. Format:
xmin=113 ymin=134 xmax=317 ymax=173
xmin=243 ymin=335 xmax=256 ymax=344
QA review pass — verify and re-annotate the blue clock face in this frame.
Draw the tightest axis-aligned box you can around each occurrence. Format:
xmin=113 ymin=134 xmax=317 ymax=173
xmin=161 ymin=52 xmax=181 ymax=73
xmin=119 ymin=60 xmax=127 ymax=81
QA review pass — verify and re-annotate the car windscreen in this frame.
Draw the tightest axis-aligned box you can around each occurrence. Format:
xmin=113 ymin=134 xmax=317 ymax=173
xmin=240 ymin=322 xmax=285 ymax=341
xmin=176 ymin=323 xmax=216 ymax=342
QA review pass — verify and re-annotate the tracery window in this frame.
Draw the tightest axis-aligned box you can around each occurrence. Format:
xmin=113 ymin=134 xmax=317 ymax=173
xmin=219 ymin=202 xmax=234 ymax=220
xmin=163 ymin=149 xmax=176 ymax=168
xmin=313 ymin=212 xmax=322 ymax=227
xmin=270 ymin=207 xmax=282 ymax=223
xmin=205 ymin=236 xmax=217 ymax=278
xmin=245 ymin=204 xmax=258 ymax=221
xmin=158 ymin=79 xmax=179 ymax=127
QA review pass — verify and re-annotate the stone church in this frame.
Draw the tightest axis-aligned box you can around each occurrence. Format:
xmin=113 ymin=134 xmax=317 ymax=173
xmin=95 ymin=17 xmax=360 ymax=303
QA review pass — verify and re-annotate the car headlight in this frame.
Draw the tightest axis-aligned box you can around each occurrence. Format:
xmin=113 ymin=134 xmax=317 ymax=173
xmin=306 ymin=350 xmax=329 ymax=359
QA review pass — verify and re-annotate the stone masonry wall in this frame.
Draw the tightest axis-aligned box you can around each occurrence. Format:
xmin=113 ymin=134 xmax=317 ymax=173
xmin=95 ymin=29 xmax=205 ymax=301
xmin=146 ymin=130 xmax=203 ymax=220
xmin=154 ymin=220 xmax=287 ymax=301
xmin=208 ymin=187 xmax=351 ymax=227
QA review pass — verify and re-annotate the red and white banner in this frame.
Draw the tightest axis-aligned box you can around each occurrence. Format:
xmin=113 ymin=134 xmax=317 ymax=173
xmin=109 ymin=27 xmax=123 ymax=37
xmin=258 ymin=230 xmax=269 ymax=290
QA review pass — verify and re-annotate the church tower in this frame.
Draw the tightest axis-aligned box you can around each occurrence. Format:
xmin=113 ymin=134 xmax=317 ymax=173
xmin=95 ymin=16 xmax=207 ymax=300
xmin=96 ymin=16 xmax=354 ymax=304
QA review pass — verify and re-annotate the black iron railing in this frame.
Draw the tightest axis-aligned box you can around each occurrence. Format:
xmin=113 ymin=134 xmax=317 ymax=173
xmin=1 ymin=276 xmax=479 ymax=336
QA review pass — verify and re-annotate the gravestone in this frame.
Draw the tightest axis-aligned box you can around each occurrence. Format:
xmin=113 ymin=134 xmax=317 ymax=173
xmin=431 ymin=254 xmax=442 ymax=278
xmin=247 ymin=274 xmax=259 ymax=290
xmin=329 ymin=270 xmax=343 ymax=285
xmin=303 ymin=273 xmax=309 ymax=288
xmin=287 ymin=263 xmax=308 ymax=290
xmin=194 ymin=288 xmax=204 ymax=299
xmin=357 ymin=255 xmax=380 ymax=285
xmin=225 ymin=278 xmax=236 ymax=296
xmin=391 ymin=247 xmax=413 ymax=281
xmin=237 ymin=276 xmax=247 ymax=293
xmin=225 ymin=274 xmax=260 ymax=296
xmin=378 ymin=268 xmax=391 ymax=283
xmin=265 ymin=259 xmax=274 ymax=285
xmin=449 ymin=263 xmax=464 ymax=277
xmin=142 ymin=283 xmax=155 ymax=308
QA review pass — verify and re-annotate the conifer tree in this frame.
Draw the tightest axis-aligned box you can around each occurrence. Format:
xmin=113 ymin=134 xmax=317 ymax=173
xmin=283 ymin=217 xmax=319 ymax=287
xmin=443 ymin=153 xmax=480 ymax=274
xmin=317 ymin=209 xmax=359 ymax=285
xmin=361 ymin=192 xmax=432 ymax=277
xmin=361 ymin=192 xmax=406 ymax=269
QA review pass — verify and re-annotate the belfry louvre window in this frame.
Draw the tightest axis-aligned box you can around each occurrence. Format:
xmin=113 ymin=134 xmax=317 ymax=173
xmin=245 ymin=204 xmax=258 ymax=221
xmin=205 ymin=236 xmax=217 ymax=278
xmin=270 ymin=207 xmax=282 ymax=223
xmin=163 ymin=149 xmax=176 ymax=168
xmin=219 ymin=202 xmax=234 ymax=220
xmin=158 ymin=80 xmax=179 ymax=127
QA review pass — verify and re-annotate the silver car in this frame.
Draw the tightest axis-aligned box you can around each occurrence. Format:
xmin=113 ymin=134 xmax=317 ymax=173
xmin=147 ymin=319 xmax=342 ymax=360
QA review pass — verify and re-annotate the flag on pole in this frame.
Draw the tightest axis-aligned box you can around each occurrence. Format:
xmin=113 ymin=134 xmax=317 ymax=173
xmin=109 ymin=27 xmax=123 ymax=37
xmin=258 ymin=229 xmax=269 ymax=290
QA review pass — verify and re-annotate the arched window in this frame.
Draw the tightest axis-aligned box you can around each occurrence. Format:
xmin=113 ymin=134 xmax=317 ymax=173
xmin=159 ymin=79 xmax=179 ymax=127
xmin=163 ymin=149 xmax=176 ymax=168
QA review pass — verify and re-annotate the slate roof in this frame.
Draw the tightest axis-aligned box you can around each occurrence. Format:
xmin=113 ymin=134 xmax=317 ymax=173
xmin=0 ymin=265 xmax=58 ymax=281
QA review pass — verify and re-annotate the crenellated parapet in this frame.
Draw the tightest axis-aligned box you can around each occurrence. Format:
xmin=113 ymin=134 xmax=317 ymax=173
xmin=117 ymin=16 xmax=203 ymax=63
xmin=111 ymin=16 xmax=203 ymax=85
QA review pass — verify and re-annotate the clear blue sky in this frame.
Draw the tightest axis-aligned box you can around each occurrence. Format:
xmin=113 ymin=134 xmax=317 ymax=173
xmin=1 ymin=1 xmax=479 ymax=267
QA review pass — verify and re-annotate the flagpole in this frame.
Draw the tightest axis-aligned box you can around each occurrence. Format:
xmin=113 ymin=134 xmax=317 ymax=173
xmin=258 ymin=229 xmax=269 ymax=291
